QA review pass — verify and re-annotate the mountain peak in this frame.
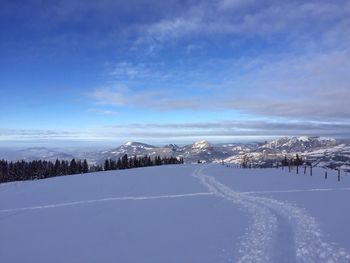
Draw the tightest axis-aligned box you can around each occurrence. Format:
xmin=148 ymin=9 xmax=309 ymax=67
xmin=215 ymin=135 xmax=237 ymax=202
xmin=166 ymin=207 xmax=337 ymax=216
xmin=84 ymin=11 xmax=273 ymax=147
xmin=122 ymin=141 xmax=153 ymax=147
xmin=124 ymin=141 xmax=143 ymax=146
xmin=192 ymin=140 xmax=212 ymax=150
xmin=164 ymin=144 xmax=179 ymax=149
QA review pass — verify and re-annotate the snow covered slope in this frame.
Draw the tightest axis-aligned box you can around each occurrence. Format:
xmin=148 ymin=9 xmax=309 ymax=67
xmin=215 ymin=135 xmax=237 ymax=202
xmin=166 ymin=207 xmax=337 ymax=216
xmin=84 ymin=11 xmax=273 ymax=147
xmin=260 ymin=136 xmax=337 ymax=152
xmin=1 ymin=164 xmax=350 ymax=262
xmin=180 ymin=140 xmax=234 ymax=163
xmin=302 ymin=144 xmax=350 ymax=170
xmin=223 ymin=136 xmax=350 ymax=170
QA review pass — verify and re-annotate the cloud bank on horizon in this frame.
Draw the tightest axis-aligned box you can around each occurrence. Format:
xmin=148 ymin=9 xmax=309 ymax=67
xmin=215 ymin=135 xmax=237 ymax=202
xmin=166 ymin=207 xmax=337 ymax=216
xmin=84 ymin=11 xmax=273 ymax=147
xmin=1 ymin=0 xmax=350 ymax=144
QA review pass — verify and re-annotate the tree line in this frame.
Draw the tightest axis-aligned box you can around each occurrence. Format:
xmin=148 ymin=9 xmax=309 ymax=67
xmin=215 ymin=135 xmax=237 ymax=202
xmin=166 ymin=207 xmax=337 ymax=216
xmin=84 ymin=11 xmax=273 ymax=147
xmin=103 ymin=155 xmax=183 ymax=171
xmin=281 ymin=154 xmax=304 ymax=167
xmin=0 ymin=154 xmax=184 ymax=184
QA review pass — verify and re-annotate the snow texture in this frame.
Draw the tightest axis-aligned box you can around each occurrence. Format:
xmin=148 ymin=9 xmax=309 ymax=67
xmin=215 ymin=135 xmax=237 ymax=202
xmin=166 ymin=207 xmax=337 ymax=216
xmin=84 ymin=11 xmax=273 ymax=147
xmin=194 ymin=165 xmax=350 ymax=262
xmin=1 ymin=164 xmax=350 ymax=262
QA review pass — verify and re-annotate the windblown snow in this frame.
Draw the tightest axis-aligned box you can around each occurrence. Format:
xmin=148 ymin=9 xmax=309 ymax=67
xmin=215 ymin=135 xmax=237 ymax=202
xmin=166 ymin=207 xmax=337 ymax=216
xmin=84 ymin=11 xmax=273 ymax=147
xmin=1 ymin=164 xmax=350 ymax=262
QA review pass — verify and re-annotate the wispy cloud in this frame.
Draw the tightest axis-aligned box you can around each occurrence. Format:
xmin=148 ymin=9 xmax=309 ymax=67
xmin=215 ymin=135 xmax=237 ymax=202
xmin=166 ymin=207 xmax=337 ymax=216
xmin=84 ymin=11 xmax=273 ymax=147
xmin=136 ymin=0 xmax=350 ymax=49
xmin=2 ymin=118 xmax=350 ymax=143
xmin=108 ymin=120 xmax=350 ymax=138
xmin=3 ymin=0 xmax=350 ymax=144
xmin=88 ymin=108 xmax=119 ymax=115
xmin=105 ymin=61 xmax=171 ymax=81
xmin=90 ymin=0 xmax=350 ymax=122
xmin=88 ymin=86 xmax=167 ymax=108
xmin=0 ymin=129 xmax=83 ymax=140
xmin=89 ymin=46 xmax=350 ymax=121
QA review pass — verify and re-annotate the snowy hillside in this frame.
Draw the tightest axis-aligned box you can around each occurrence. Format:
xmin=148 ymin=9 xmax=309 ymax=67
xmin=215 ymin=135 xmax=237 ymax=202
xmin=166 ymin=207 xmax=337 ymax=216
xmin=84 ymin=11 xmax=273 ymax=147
xmin=260 ymin=136 xmax=337 ymax=152
xmin=180 ymin=140 xmax=234 ymax=163
xmin=223 ymin=136 xmax=350 ymax=170
xmin=303 ymin=144 xmax=350 ymax=170
xmin=1 ymin=164 xmax=350 ymax=262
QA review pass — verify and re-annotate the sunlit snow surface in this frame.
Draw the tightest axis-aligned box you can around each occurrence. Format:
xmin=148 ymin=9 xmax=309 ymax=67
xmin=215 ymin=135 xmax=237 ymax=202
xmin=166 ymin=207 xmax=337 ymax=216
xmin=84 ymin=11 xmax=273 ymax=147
xmin=1 ymin=164 xmax=350 ymax=262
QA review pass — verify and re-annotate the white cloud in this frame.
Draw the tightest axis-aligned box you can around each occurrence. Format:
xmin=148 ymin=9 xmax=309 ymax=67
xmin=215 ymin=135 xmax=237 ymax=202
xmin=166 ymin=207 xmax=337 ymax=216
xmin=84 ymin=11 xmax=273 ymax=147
xmin=3 ymin=118 xmax=350 ymax=142
xmin=89 ymin=86 xmax=130 ymax=106
xmin=0 ymin=129 xmax=86 ymax=140
xmin=88 ymin=86 xmax=180 ymax=109
xmin=90 ymin=46 xmax=350 ymax=121
xmin=86 ymin=0 xmax=350 ymax=124
xmin=88 ymin=108 xmax=119 ymax=115
xmin=105 ymin=61 xmax=171 ymax=81
xmin=100 ymin=119 xmax=350 ymax=139
xmin=135 ymin=0 xmax=350 ymax=48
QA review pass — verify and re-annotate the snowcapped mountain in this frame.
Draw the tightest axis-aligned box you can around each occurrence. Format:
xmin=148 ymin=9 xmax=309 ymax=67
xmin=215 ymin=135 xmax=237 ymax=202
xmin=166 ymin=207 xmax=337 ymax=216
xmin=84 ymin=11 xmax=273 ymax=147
xmin=190 ymin=140 xmax=213 ymax=151
xmin=163 ymin=144 xmax=180 ymax=151
xmin=180 ymin=140 xmax=231 ymax=163
xmin=97 ymin=141 xmax=190 ymax=164
xmin=98 ymin=140 xmax=236 ymax=164
xmin=98 ymin=142 xmax=158 ymax=162
xmin=181 ymin=140 xmax=213 ymax=155
xmin=2 ymin=136 xmax=349 ymax=170
xmin=260 ymin=136 xmax=337 ymax=152
xmin=223 ymin=136 xmax=350 ymax=171
xmin=97 ymin=137 xmax=350 ymax=171
xmin=106 ymin=142 xmax=157 ymax=155
xmin=302 ymin=144 xmax=350 ymax=171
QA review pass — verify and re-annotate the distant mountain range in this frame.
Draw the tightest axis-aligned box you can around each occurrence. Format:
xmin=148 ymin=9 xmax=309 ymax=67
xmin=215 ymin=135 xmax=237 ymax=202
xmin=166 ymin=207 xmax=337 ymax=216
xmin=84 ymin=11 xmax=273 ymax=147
xmin=96 ymin=140 xmax=236 ymax=164
xmin=1 ymin=136 xmax=349 ymax=171
xmin=223 ymin=136 xmax=350 ymax=171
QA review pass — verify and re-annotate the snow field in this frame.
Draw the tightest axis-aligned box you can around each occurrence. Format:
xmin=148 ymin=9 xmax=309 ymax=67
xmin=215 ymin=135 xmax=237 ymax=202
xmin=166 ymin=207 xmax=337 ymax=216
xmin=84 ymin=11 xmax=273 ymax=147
xmin=1 ymin=164 xmax=350 ymax=262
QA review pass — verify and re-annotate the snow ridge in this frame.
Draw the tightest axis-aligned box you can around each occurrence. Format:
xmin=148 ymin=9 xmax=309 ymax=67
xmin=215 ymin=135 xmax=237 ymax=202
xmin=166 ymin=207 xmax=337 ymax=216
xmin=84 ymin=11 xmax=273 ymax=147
xmin=242 ymin=187 xmax=350 ymax=194
xmin=0 ymin=192 xmax=213 ymax=213
xmin=193 ymin=165 xmax=350 ymax=263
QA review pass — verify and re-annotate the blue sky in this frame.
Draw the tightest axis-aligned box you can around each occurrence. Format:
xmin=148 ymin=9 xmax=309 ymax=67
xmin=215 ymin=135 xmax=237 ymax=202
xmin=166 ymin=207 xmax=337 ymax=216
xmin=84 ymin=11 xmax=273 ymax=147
xmin=1 ymin=0 xmax=350 ymax=146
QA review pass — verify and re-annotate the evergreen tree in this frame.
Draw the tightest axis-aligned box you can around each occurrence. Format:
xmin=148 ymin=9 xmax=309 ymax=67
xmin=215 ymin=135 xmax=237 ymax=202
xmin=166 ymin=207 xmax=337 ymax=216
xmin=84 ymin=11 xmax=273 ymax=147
xmin=76 ymin=160 xmax=83 ymax=174
xmin=121 ymin=154 xmax=128 ymax=169
xmin=282 ymin=155 xmax=288 ymax=166
xmin=104 ymin=159 xmax=110 ymax=171
xmin=70 ymin=159 xmax=77 ymax=174
xmin=54 ymin=159 xmax=61 ymax=176
xmin=82 ymin=160 xmax=89 ymax=173
xmin=0 ymin=153 xmax=183 ymax=184
xmin=294 ymin=154 xmax=303 ymax=166
xmin=117 ymin=158 xmax=122 ymax=169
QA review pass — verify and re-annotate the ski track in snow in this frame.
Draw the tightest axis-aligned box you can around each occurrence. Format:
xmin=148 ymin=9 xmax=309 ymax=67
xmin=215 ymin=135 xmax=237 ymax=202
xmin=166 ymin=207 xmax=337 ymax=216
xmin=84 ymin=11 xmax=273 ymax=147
xmin=192 ymin=165 xmax=350 ymax=263
xmin=242 ymin=187 xmax=350 ymax=195
xmin=0 ymin=192 xmax=213 ymax=213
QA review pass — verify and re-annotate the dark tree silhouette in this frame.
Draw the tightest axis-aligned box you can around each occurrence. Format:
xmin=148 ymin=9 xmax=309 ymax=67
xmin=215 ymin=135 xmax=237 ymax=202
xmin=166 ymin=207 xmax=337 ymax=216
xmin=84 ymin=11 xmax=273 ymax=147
xmin=0 ymin=154 xmax=183 ymax=184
